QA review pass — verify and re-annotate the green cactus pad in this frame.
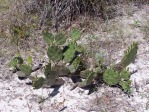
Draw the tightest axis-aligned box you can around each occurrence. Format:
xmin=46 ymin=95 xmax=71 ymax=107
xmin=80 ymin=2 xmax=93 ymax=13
xmin=71 ymin=28 xmax=81 ymax=42
xmin=120 ymin=69 xmax=131 ymax=81
xmin=19 ymin=64 xmax=32 ymax=75
xmin=103 ymin=68 xmax=120 ymax=85
xmin=27 ymin=56 xmax=32 ymax=65
xmin=94 ymin=66 xmax=104 ymax=74
xmin=120 ymin=42 xmax=138 ymax=68
xmin=33 ymin=77 xmax=45 ymax=89
xmin=47 ymin=46 xmax=63 ymax=61
xmin=80 ymin=71 xmax=95 ymax=87
xmin=74 ymin=45 xmax=83 ymax=52
xmin=10 ymin=56 xmax=23 ymax=68
xmin=55 ymin=33 xmax=67 ymax=45
xmin=95 ymin=51 xmax=104 ymax=65
xmin=68 ymin=57 xmax=81 ymax=73
xmin=64 ymin=44 xmax=76 ymax=63
xmin=44 ymin=63 xmax=51 ymax=77
xmin=119 ymin=80 xmax=131 ymax=92
xmin=43 ymin=32 xmax=54 ymax=45
xmin=80 ymin=70 xmax=91 ymax=79
xmin=45 ymin=71 xmax=58 ymax=86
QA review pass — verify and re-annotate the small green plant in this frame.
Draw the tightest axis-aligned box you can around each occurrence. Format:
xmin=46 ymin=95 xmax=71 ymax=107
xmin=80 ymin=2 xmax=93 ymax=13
xmin=131 ymin=20 xmax=141 ymax=28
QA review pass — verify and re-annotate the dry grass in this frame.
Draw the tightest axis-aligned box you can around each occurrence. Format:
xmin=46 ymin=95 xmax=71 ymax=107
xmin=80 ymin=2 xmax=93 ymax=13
xmin=0 ymin=0 xmax=148 ymax=47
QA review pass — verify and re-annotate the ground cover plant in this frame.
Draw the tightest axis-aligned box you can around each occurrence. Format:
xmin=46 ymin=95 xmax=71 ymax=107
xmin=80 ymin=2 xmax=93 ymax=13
xmin=9 ymin=28 xmax=138 ymax=94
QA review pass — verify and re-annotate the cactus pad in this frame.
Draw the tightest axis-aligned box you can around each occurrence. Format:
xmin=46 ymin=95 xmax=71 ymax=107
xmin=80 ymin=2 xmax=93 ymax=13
xmin=19 ymin=64 xmax=32 ymax=75
xmin=27 ymin=56 xmax=32 ymax=65
xmin=47 ymin=46 xmax=63 ymax=61
xmin=103 ymin=68 xmax=120 ymax=85
xmin=64 ymin=44 xmax=76 ymax=63
xmin=44 ymin=63 xmax=51 ymax=77
xmin=119 ymin=80 xmax=131 ymax=92
xmin=80 ymin=70 xmax=91 ymax=79
xmin=33 ymin=77 xmax=45 ymax=89
xmin=10 ymin=56 xmax=23 ymax=68
xmin=120 ymin=69 xmax=131 ymax=81
xmin=68 ymin=57 xmax=81 ymax=73
xmin=79 ymin=71 xmax=95 ymax=87
xmin=43 ymin=32 xmax=54 ymax=45
xmin=55 ymin=33 xmax=67 ymax=45
xmin=45 ymin=71 xmax=58 ymax=86
xmin=120 ymin=42 xmax=138 ymax=69
xmin=71 ymin=28 xmax=81 ymax=42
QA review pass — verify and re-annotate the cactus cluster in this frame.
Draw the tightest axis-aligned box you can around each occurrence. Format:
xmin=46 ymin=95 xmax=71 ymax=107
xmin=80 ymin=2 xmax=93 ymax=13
xmin=103 ymin=68 xmax=131 ymax=92
xmin=10 ymin=28 xmax=138 ymax=94
xmin=103 ymin=42 xmax=138 ymax=92
xmin=32 ymin=28 xmax=83 ymax=88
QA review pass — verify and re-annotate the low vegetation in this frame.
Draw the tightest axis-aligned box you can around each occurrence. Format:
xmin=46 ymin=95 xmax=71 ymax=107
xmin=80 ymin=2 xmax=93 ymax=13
xmin=9 ymin=28 xmax=138 ymax=94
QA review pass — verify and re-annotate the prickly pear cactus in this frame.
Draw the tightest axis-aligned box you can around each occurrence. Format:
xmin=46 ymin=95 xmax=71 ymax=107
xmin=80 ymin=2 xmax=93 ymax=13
xmin=94 ymin=66 xmax=105 ymax=75
xmin=68 ymin=57 xmax=81 ymax=73
xmin=119 ymin=69 xmax=131 ymax=92
xmin=44 ymin=63 xmax=51 ymax=77
xmin=103 ymin=42 xmax=138 ymax=92
xmin=19 ymin=64 xmax=32 ymax=75
xmin=43 ymin=32 xmax=66 ymax=45
xmin=120 ymin=42 xmax=138 ymax=69
xmin=33 ymin=77 xmax=45 ymax=89
xmin=71 ymin=28 xmax=81 ymax=42
xmin=103 ymin=68 xmax=120 ymax=85
xmin=10 ymin=56 xmax=23 ymax=68
xmin=54 ymin=33 xmax=67 ymax=45
xmin=43 ymin=32 xmax=54 ymax=45
xmin=103 ymin=68 xmax=132 ymax=92
xmin=80 ymin=70 xmax=91 ymax=79
xmin=74 ymin=45 xmax=83 ymax=52
xmin=95 ymin=51 xmax=104 ymax=65
xmin=45 ymin=71 xmax=58 ymax=86
xmin=119 ymin=80 xmax=131 ymax=92
xmin=44 ymin=63 xmax=58 ymax=86
xmin=64 ymin=44 xmax=76 ymax=63
xmin=79 ymin=71 xmax=95 ymax=87
xmin=47 ymin=46 xmax=63 ymax=62
xmin=27 ymin=56 xmax=32 ymax=65
xmin=120 ymin=69 xmax=131 ymax=81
